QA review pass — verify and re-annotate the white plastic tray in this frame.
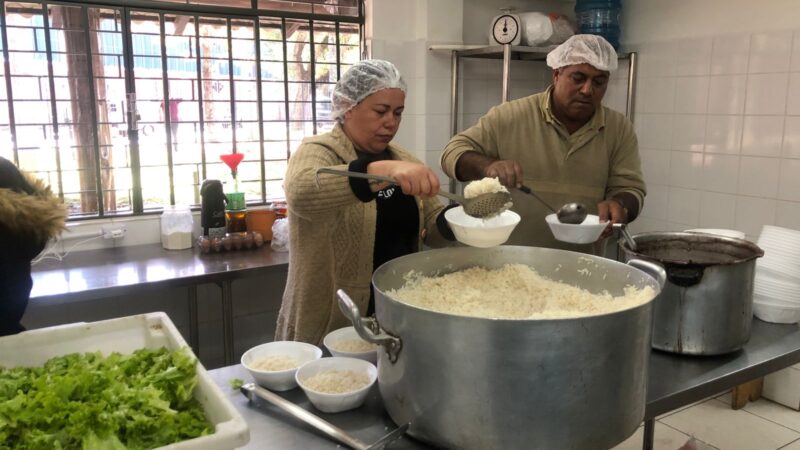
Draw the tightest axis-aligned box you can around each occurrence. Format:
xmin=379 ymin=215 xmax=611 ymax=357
xmin=0 ymin=312 xmax=250 ymax=450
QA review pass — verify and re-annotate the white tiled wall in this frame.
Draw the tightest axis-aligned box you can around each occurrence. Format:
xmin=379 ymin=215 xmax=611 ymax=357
xmin=628 ymin=31 xmax=800 ymax=240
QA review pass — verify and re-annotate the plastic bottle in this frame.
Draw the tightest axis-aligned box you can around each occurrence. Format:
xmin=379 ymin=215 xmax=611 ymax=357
xmin=574 ymin=0 xmax=622 ymax=50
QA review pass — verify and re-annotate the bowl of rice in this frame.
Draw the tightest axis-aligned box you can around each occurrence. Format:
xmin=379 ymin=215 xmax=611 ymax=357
xmin=241 ymin=341 xmax=323 ymax=391
xmin=323 ymin=326 xmax=378 ymax=363
xmin=545 ymin=213 xmax=609 ymax=244
xmin=295 ymin=357 xmax=378 ymax=413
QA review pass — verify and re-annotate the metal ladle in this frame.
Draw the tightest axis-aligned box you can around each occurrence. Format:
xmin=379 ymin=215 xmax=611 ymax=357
xmin=317 ymin=168 xmax=513 ymax=219
xmin=518 ymin=185 xmax=588 ymax=224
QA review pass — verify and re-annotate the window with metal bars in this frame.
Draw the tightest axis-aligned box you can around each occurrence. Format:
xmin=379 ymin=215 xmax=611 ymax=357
xmin=0 ymin=0 xmax=362 ymax=218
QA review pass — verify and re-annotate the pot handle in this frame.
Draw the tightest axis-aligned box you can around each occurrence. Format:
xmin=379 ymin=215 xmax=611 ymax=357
xmin=336 ymin=289 xmax=403 ymax=363
xmin=627 ymin=258 xmax=667 ymax=290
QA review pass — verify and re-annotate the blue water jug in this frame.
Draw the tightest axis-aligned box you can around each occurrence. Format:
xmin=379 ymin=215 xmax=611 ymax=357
xmin=574 ymin=0 xmax=622 ymax=50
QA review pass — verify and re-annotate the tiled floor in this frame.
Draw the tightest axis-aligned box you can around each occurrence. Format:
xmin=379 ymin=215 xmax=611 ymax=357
xmin=613 ymin=392 xmax=800 ymax=450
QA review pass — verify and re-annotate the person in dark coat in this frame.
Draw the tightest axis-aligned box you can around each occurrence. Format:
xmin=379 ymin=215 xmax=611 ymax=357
xmin=0 ymin=157 xmax=66 ymax=336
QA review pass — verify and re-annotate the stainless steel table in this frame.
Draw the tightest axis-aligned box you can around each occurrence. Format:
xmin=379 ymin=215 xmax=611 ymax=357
xmin=31 ymin=243 xmax=289 ymax=365
xmin=209 ymin=319 xmax=800 ymax=450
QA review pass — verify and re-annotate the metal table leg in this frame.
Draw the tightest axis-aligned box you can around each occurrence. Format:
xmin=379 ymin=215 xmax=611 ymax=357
xmin=187 ymin=284 xmax=199 ymax=353
xmin=221 ymin=280 xmax=235 ymax=365
xmin=642 ymin=418 xmax=655 ymax=450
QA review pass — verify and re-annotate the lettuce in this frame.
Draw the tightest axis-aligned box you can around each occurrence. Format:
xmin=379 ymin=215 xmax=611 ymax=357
xmin=0 ymin=347 xmax=212 ymax=450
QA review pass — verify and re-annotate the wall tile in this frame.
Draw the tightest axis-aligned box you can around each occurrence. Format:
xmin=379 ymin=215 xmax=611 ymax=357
xmin=641 ymin=184 xmax=668 ymax=220
xmin=639 ymin=149 xmax=671 ymax=186
xmin=628 ymin=216 xmax=667 ymax=235
xmin=669 ymin=151 xmax=704 ymax=189
xmin=735 ymin=196 xmax=777 ymax=237
xmin=702 ymin=153 xmax=740 ymax=194
xmin=738 ymin=156 xmax=780 ymax=197
xmin=638 ymin=77 xmax=676 ymax=114
xmin=749 ymin=31 xmax=793 ymax=74
xmin=674 ymin=37 xmax=712 ymax=76
xmin=638 ymin=41 xmax=676 ymax=78
xmin=776 ymin=201 xmax=800 ymax=231
xmin=711 ymin=33 xmax=751 ymax=75
xmin=636 ymin=113 xmax=673 ymax=150
xmin=745 ymin=73 xmax=789 ymax=115
xmin=783 ymin=116 xmax=800 ymax=158
xmin=667 ymin=187 xmax=702 ymax=227
xmin=793 ymin=31 xmax=800 ymax=72
xmin=705 ymin=115 xmax=743 ymax=154
xmin=671 ymin=115 xmax=706 ymax=152
xmin=779 ymin=158 xmax=800 ymax=201
xmin=699 ymin=192 xmax=738 ymax=229
xmin=461 ymin=78 xmax=488 ymax=114
xmin=786 ymin=73 xmax=800 ymax=115
xmin=707 ymin=75 xmax=747 ymax=114
xmin=674 ymin=76 xmax=709 ymax=114
xmin=425 ymin=77 xmax=451 ymax=115
xmin=603 ymin=77 xmax=628 ymax=114
xmin=741 ymin=115 xmax=785 ymax=157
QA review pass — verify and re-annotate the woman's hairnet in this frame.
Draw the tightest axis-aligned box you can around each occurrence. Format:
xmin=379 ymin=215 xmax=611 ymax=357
xmin=331 ymin=59 xmax=407 ymax=122
xmin=546 ymin=34 xmax=618 ymax=72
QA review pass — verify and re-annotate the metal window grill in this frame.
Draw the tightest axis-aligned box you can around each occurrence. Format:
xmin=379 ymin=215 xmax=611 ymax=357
xmin=0 ymin=0 xmax=363 ymax=218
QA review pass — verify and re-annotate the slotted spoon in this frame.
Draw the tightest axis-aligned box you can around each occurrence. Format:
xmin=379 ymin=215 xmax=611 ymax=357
xmin=317 ymin=168 xmax=512 ymax=218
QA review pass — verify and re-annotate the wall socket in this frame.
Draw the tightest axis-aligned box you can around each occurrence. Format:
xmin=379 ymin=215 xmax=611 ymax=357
xmin=102 ymin=225 xmax=127 ymax=239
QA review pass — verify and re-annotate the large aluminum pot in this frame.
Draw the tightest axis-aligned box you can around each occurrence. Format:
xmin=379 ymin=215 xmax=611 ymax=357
xmin=336 ymin=246 xmax=665 ymax=450
xmin=620 ymin=232 xmax=764 ymax=355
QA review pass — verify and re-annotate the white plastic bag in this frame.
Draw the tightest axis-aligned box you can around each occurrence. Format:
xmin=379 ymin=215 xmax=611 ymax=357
xmin=520 ymin=12 xmax=574 ymax=47
xmin=271 ymin=217 xmax=290 ymax=252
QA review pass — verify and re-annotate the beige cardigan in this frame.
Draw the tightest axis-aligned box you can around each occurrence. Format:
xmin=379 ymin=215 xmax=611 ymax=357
xmin=275 ymin=125 xmax=450 ymax=344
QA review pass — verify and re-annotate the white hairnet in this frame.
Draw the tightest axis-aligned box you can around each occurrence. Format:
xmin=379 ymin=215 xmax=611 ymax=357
xmin=331 ymin=59 xmax=407 ymax=122
xmin=546 ymin=34 xmax=618 ymax=72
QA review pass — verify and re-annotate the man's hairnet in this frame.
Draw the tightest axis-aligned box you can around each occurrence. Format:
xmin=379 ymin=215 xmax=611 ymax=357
xmin=546 ymin=34 xmax=618 ymax=72
xmin=331 ymin=59 xmax=407 ymax=122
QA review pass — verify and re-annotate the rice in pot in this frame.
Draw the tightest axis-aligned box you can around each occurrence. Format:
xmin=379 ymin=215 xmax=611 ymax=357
xmin=387 ymin=264 xmax=654 ymax=319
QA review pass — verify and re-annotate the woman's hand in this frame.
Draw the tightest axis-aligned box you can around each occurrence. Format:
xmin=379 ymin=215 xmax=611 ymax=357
xmin=367 ymin=160 xmax=440 ymax=197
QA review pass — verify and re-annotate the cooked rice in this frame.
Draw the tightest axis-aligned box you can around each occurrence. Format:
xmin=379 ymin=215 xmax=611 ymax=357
xmin=251 ymin=355 xmax=300 ymax=371
xmin=329 ymin=338 xmax=376 ymax=353
xmin=387 ymin=264 xmax=654 ymax=319
xmin=303 ymin=370 xmax=370 ymax=393
xmin=463 ymin=177 xmax=508 ymax=198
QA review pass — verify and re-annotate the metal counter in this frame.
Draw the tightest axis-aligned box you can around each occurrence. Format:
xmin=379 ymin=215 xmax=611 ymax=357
xmin=31 ymin=243 xmax=289 ymax=364
xmin=209 ymin=319 xmax=800 ymax=450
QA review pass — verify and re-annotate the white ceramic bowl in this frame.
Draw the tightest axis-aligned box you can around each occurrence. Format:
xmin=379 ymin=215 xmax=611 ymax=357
xmin=445 ymin=206 xmax=520 ymax=248
xmin=323 ymin=326 xmax=378 ymax=364
xmin=545 ymin=214 xmax=609 ymax=244
xmin=295 ymin=357 xmax=378 ymax=413
xmin=241 ymin=341 xmax=323 ymax=391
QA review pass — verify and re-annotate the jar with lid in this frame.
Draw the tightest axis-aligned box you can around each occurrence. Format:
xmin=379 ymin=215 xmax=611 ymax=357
xmin=225 ymin=192 xmax=248 ymax=234
xmin=161 ymin=205 xmax=194 ymax=250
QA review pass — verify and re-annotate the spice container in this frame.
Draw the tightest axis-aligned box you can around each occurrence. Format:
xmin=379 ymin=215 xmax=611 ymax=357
xmin=160 ymin=205 xmax=194 ymax=250
xmin=246 ymin=205 xmax=277 ymax=241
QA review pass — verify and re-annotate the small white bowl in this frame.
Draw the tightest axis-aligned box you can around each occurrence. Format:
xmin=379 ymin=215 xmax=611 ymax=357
xmin=545 ymin=213 xmax=608 ymax=244
xmin=295 ymin=357 xmax=377 ymax=413
xmin=445 ymin=206 xmax=521 ymax=248
xmin=754 ymin=300 xmax=800 ymax=324
xmin=323 ymin=326 xmax=378 ymax=364
xmin=241 ymin=341 xmax=323 ymax=391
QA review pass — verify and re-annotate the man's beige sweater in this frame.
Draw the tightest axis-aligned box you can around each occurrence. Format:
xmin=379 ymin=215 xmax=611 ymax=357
xmin=276 ymin=125 xmax=450 ymax=344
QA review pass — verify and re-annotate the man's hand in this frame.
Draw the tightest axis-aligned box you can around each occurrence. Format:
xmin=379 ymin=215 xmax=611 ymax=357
xmin=598 ymin=198 xmax=628 ymax=239
xmin=484 ymin=160 xmax=523 ymax=189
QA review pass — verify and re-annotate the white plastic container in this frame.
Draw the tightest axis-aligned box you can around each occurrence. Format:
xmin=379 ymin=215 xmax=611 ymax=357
xmin=241 ymin=341 xmax=323 ymax=391
xmin=323 ymin=326 xmax=378 ymax=364
xmin=295 ymin=357 xmax=377 ymax=413
xmin=545 ymin=213 xmax=608 ymax=244
xmin=445 ymin=206 xmax=520 ymax=248
xmin=161 ymin=205 xmax=194 ymax=250
xmin=0 ymin=313 xmax=249 ymax=450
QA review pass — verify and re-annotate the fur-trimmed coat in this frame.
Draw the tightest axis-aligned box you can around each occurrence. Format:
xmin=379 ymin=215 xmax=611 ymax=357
xmin=0 ymin=156 xmax=67 ymax=336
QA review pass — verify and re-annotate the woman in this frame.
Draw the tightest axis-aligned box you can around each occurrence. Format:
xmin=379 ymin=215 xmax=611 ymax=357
xmin=0 ymin=157 xmax=67 ymax=336
xmin=275 ymin=60 xmax=454 ymax=344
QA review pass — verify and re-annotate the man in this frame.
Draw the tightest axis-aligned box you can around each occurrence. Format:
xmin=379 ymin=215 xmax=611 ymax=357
xmin=441 ymin=34 xmax=645 ymax=253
